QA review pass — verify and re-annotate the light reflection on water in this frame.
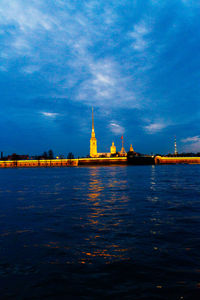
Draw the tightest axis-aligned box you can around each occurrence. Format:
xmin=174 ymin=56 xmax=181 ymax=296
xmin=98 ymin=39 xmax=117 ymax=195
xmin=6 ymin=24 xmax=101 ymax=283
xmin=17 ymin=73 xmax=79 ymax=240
xmin=80 ymin=167 xmax=130 ymax=264
xmin=0 ymin=165 xmax=200 ymax=299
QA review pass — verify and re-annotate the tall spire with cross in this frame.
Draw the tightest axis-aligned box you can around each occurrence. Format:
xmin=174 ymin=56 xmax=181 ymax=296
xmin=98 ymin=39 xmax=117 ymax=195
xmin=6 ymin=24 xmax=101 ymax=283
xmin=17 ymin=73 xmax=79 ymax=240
xmin=91 ymin=107 xmax=95 ymax=138
xmin=120 ymin=136 xmax=126 ymax=156
xmin=90 ymin=108 xmax=97 ymax=157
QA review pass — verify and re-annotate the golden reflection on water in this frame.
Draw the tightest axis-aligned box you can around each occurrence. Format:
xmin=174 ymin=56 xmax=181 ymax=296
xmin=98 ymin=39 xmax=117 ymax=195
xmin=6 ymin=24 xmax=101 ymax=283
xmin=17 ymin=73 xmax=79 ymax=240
xmin=79 ymin=167 xmax=130 ymax=264
xmin=88 ymin=168 xmax=103 ymax=202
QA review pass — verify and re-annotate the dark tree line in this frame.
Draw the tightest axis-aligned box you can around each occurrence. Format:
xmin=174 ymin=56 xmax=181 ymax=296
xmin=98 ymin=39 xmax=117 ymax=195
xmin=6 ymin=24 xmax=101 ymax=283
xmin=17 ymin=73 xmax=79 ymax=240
xmin=36 ymin=150 xmax=74 ymax=160
xmin=34 ymin=149 xmax=54 ymax=160
xmin=67 ymin=152 xmax=74 ymax=159
xmin=42 ymin=150 xmax=54 ymax=159
xmin=0 ymin=149 xmax=76 ymax=161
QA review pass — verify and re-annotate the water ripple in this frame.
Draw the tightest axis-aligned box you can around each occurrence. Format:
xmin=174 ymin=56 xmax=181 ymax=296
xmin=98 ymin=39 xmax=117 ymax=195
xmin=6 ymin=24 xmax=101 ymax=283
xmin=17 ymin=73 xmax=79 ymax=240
xmin=0 ymin=166 xmax=200 ymax=299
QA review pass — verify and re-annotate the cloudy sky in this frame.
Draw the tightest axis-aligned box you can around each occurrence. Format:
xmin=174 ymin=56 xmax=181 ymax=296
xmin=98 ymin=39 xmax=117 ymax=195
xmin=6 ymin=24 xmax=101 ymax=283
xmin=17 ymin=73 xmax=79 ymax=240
xmin=0 ymin=0 xmax=200 ymax=156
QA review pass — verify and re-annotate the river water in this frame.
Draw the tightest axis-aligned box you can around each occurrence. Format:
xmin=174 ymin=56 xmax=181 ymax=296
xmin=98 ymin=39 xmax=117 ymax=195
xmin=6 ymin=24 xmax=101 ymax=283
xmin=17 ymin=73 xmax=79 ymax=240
xmin=0 ymin=165 xmax=200 ymax=299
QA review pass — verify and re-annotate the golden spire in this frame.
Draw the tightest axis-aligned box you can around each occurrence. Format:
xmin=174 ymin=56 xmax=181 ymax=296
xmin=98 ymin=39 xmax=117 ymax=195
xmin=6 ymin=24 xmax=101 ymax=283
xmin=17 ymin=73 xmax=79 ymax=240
xmin=92 ymin=107 xmax=94 ymax=130
xmin=91 ymin=107 xmax=95 ymax=138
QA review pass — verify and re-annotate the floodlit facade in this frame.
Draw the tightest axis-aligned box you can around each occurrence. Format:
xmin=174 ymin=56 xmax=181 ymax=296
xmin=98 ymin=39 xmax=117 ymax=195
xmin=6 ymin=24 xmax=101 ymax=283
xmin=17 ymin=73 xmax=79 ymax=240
xmin=90 ymin=108 xmax=98 ymax=157
xmin=89 ymin=109 xmax=132 ymax=158
xmin=110 ymin=142 xmax=116 ymax=155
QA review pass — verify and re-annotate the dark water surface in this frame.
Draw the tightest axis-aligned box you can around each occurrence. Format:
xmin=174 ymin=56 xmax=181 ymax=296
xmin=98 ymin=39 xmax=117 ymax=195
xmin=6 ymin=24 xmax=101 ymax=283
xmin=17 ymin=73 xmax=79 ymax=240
xmin=0 ymin=165 xmax=200 ymax=299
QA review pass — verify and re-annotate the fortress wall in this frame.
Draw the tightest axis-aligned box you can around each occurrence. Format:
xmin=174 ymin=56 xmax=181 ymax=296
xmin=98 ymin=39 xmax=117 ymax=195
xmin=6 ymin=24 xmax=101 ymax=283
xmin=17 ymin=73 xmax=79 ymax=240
xmin=0 ymin=157 xmax=127 ymax=168
xmin=155 ymin=156 xmax=200 ymax=164
xmin=78 ymin=157 xmax=127 ymax=165
xmin=1 ymin=157 xmax=200 ymax=167
xmin=0 ymin=159 xmax=79 ymax=168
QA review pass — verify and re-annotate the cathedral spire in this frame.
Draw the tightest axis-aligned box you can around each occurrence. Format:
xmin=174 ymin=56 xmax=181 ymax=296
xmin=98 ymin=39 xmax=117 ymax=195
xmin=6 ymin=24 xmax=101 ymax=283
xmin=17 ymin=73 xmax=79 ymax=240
xmin=120 ymin=136 xmax=126 ymax=156
xmin=92 ymin=107 xmax=95 ymax=137
xmin=92 ymin=107 xmax=94 ymax=131
xmin=91 ymin=107 xmax=95 ymax=138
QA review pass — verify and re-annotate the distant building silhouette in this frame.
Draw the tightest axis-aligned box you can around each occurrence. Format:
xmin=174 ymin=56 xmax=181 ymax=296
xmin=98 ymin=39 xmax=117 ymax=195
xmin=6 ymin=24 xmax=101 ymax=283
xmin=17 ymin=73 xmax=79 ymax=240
xmin=174 ymin=136 xmax=178 ymax=156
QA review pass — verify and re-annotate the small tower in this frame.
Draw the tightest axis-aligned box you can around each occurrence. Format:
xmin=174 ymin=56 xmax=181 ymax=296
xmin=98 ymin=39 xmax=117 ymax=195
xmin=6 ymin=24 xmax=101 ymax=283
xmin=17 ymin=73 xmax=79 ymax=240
xmin=110 ymin=142 xmax=116 ymax=155
xmin=174 ymin=136 xmax=178 ymax=156
xmin=120 ymin=136 xmax=126 ymax=156
xmin=129 ymin=144 xmax=134 ymax=152
xmin=90 ymin=108 xmax=98 ymax=157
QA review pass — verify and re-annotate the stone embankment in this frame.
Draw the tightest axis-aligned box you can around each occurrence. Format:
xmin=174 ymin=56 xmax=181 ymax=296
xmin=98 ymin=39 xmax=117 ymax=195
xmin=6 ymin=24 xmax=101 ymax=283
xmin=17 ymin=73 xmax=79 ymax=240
xmin=0 ymin=157 xmax=127 ymax=168
xmin=155 ymin=156 xmax=200 ymax=164
xmin=0 ymin=159 xmax=78 ymax=168
xmin=1 ymin=156 xmax=200 ymax=168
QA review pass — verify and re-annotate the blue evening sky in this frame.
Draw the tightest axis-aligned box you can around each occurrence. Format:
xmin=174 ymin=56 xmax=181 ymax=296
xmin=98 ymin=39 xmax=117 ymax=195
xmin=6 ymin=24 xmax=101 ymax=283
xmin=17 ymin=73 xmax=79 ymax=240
xmin=0 ymin=0 xmax=200 ymax=157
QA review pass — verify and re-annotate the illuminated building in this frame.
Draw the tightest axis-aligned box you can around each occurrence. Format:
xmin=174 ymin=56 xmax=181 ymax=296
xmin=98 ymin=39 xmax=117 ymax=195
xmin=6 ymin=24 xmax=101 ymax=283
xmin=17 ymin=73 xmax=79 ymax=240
xmin=89 ymin=109 xmax=132 ymax=158
xmin=110 ymin=142 xmax=116 ymax=155
xmin=129 ymin=144 xmax=134 ymax=152
xmin=90 ymin=108 xmax=98 ymax=157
